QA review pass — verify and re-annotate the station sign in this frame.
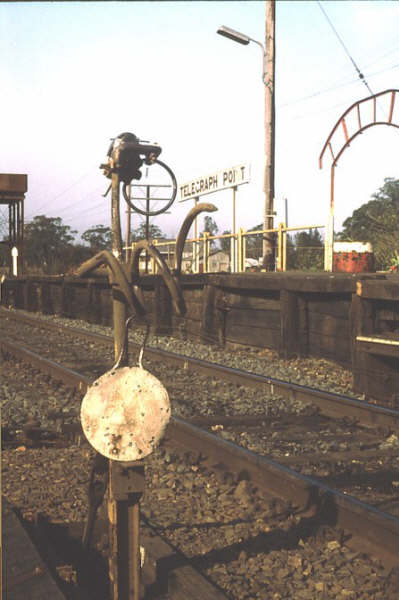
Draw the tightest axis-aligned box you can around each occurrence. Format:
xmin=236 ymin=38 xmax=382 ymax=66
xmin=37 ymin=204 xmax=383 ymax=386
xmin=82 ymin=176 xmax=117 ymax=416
xmin=179 ymin=163 xmax=250 ymax=202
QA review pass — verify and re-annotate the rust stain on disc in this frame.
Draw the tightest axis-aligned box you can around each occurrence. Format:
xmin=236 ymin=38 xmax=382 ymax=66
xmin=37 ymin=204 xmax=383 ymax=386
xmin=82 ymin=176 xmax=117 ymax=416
xmin=80 ymin=367 xmax=170 ymax=461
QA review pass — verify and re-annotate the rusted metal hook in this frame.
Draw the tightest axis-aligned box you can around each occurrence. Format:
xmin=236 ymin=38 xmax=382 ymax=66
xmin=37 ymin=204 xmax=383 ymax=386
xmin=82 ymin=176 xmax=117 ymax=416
xmin=112 ymin=314 xmax=150 ymax=370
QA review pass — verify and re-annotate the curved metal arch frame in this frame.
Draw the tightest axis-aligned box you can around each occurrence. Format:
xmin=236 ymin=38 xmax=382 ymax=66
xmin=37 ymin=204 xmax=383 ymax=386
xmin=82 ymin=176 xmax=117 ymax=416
xmin=330 ymin=121 xmax=399 ymax=169
xmin=319 ymin=89 xmax=399 ymax=171
xmin=121 ymin=159 xmax=177 ymax=217
xmin=319 ymin=90 xmax=399 ymax=271
xmin=320 ymin=90 xmax=399 ymax=208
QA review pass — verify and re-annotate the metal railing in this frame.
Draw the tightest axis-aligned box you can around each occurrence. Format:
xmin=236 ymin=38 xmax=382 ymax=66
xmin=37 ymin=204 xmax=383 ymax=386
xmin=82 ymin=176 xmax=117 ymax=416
xmin=132 ymin=223 xmax=327 ymax=274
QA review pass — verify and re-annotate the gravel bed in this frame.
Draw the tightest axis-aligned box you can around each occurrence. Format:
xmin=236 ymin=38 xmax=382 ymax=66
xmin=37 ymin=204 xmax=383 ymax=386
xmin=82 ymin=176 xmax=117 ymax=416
xmin=2 ymin=310 xmax=398 ymax=511
xmin=2 ymin=308 xmax=357 ymax=397
xmin=215 ymin=426 xmax=399 ymax=507
xmin=2 ymin=340 xmax=399 ymax=598
xmin=3 ymin=341 xmax=399 ymax=515
xmin=2 ymin=440 xmax=397 ymax=600
xmin=0 ymin=312 xmax=313 ymax=428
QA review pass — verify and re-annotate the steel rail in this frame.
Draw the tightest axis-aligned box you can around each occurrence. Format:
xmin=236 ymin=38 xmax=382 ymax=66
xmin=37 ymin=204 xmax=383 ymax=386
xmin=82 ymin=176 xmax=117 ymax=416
xmin=1 ymin=307 xmax=399 ymax=433
xmin=0 ymin=338 xmax=228 ymax=600
xmin=2 ymin=336 xmax=399 ymax=568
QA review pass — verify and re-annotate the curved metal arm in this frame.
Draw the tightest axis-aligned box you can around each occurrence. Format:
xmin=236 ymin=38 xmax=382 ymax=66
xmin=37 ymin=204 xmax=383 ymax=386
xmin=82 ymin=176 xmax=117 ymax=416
xmin=174 ymin=203 xmax=218 ymax=276
xmin=75 ymin=250 xmax=146 ymax=316
xmin=129 ymin=240 xmax=186 ymax=316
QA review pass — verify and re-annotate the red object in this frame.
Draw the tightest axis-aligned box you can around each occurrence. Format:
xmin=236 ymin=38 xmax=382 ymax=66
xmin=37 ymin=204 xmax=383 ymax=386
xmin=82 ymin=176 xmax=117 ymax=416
xmin=333 ymin=251 xmax=374 ymax=273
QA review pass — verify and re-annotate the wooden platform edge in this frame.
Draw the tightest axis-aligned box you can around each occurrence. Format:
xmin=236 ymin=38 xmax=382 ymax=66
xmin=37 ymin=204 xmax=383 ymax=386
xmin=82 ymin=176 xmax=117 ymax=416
xmin=2 ymin=499 xmax=67 ymax=600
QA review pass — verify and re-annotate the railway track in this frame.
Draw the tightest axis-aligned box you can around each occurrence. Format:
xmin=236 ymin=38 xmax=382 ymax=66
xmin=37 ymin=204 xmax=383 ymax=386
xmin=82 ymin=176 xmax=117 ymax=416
xmin=2 ymin=308 xmax=399 ymax=598
xmin=1 ymin=307 xmax=398 ymax=430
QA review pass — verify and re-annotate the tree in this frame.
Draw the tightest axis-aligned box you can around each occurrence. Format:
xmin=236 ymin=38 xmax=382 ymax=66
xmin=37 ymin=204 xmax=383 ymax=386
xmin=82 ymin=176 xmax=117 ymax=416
xmin=81 ymin=224 xmax=112 ymax=252
xmin=201 ymin=216 xmax=219 ymax=248
xmin=62 ymin=243 xmax=93 ymax=273
xmin=24 ymin=215 xmax=77 ymax=274
xmin=220 ymin=230 xmax=231 ymax=253
xmin=131 ymin=222 xmax=164 ymax=241
xmin=245 ymin=223 xmax=263 ymax=259
xmin=287 ymin=229 xmax=324 ymax=271
xmin=337 ymin=178 xmax=399 ymax=270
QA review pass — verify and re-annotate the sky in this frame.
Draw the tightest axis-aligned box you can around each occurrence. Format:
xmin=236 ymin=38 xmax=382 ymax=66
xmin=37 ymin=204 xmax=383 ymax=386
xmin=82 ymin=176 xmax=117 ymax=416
xmin=1 ymin=0 xmax=398 ymax=244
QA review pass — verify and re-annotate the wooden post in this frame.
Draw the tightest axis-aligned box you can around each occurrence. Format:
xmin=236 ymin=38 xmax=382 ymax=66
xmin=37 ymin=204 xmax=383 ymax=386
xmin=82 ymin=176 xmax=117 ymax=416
xmin=280 ymin=289 xmax=300 ymax=358
xmin=350 ymin=288 xmax=375 ymax=396
xmin=109 ymin=172 xmax=142 ymax=600
xmin=200 ymin=284 xmax=217 ymax=343
xmin=262 ymin=0 xmax=276 ymax=270
xmin=298 ymin=295 xmax=309 ymax=357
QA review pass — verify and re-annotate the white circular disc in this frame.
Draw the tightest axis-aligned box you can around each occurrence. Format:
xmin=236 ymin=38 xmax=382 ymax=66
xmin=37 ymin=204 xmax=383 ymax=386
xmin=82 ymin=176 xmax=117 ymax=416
xmin=80 ymin=367 xmax=170 ymax=461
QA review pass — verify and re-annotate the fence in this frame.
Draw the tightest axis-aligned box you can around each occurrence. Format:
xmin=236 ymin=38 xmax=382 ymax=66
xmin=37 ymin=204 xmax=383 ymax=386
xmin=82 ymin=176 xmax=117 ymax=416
xmin=135 ymin=223 xmax=327 ymax=274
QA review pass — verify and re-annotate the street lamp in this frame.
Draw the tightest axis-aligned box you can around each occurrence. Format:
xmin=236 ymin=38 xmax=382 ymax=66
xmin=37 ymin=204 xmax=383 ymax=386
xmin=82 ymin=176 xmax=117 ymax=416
xmin=216 ymin=26 xmax=266 ymax=83
xmin=217 ymin=6 xmax=276 ymax=271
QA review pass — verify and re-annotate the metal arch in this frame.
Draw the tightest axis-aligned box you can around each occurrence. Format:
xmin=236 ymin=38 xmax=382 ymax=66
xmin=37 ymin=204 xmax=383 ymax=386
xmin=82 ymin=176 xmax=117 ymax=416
xmin=121 ymin=159 xmax=177 ymax=216
xmin=330 ymin=121 xmax=399 ymax=169
xmin=319 ymin=89 xmax=399 ymax=169
xmin=129 ymin=240 xmax=186 ymax=316
xmin=319 ymin=89 xmax=399 ymax=271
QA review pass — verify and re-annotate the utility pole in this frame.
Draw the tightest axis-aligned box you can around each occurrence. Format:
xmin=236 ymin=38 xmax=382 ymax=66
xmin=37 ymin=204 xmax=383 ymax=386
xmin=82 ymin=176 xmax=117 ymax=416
xmin=262 ymin=0 xmax=276 ymax=271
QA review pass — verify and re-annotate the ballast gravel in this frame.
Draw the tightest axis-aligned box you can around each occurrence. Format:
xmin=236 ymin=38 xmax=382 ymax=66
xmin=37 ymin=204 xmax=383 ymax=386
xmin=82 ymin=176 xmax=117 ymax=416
xmin=1 ymin=318 xmax=398 ymax=598
xmin=3 ymin=307 xmax=356 ymax=396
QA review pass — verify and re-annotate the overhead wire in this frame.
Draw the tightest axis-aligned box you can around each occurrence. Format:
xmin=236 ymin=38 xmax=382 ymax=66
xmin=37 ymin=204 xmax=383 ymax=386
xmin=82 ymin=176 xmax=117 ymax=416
xmin=317 ymin=1 xmax=399 ymax=134
xmin=279 ymin=59 xmax=399 ymax=111
xmin=317 ymin=0 xmax=375 ymax=96
xmin=282 ymin=2 xmax=399 ymax=132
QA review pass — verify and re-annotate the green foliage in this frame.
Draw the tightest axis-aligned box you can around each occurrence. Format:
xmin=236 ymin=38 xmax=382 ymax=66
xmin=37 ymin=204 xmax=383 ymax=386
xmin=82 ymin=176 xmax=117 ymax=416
xmin=201 ymin=216 xmax=219 ymax=248
xmin=220 ymin=230 xmax=231 ymax=253
xmin=81 ymin=224 xmax=112 ymax=252
xmin=63 ymin=243 xmax=93 ymax=272
xmin=25 ymin=215 xmax=77 ymax=274
xmin=287 ymin=229 xmax=324 ymax=271
xmin=245 ymin=223 xmax=263 ymax=259
xmin=337 ymin=178 xmax=399 ymax=270
xmin=131 ymin=222 xmax=164 ymax=241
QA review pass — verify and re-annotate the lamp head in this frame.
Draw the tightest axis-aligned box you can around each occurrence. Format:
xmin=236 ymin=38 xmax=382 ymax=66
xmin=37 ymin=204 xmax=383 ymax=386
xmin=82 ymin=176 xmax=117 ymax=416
xmin=217 ymin=26 xmax=250 ymax=45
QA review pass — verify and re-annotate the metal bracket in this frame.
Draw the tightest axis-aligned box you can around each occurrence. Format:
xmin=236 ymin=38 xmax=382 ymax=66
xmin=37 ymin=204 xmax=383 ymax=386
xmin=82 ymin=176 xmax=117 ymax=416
xmin=111 ymin=462 xmax=145 ymax=501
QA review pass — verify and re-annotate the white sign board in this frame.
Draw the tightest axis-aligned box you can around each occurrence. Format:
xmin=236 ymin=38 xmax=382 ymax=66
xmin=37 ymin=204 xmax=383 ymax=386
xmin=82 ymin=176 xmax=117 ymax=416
xmin=179 ymin=163 xmax=250 ymax=202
